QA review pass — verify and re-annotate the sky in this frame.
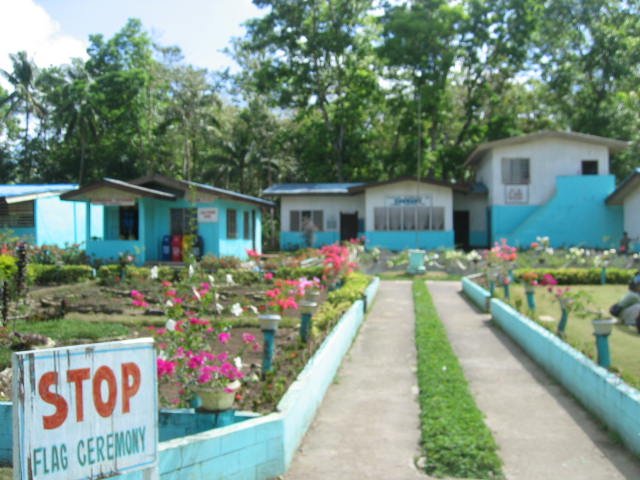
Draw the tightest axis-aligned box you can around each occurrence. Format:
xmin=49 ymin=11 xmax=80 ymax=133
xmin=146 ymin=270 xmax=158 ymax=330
xmin=0 ymin=0 xmax=263 ymax=74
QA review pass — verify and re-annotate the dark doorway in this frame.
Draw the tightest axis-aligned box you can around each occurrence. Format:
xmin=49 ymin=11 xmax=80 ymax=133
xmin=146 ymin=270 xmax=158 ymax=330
xmin=454 ymin=210 xmax=470 ymax=250
xmin=340 ymin=212 xmax=359 ymax=241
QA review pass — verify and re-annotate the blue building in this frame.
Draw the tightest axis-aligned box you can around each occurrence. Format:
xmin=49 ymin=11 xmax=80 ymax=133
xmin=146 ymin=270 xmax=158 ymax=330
xmin=264 ymin=177 xmax=462 ymax=251
xmin=61 ymin=174 xmax=274 ymax=264
xmin=458 ymin=131 xmax=629 ymax=249
xmin=0 ymin=184 xmax=100 ymax=246
xmin=266 ymin=131 xmax=631 ymax=252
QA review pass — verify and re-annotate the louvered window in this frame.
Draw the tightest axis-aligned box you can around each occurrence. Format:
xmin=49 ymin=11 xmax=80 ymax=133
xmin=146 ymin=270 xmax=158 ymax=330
xmin=0 ymin=201 xmax=34 ymax=228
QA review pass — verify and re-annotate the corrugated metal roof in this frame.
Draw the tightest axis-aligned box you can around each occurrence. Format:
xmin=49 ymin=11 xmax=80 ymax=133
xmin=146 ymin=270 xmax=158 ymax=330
xmin=606 ymin=167 xmax=640 ymax=205
xmin=0 ymin=184 xmax=77 ymax=199
xmin=263 ymin=183 xmax=365 ymax=196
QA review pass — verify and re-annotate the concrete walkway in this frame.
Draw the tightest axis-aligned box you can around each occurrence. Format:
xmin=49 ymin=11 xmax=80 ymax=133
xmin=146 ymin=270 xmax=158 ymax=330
xmin=285 ymin=280 xmax=425 ymax=479
xmin=428 ymin=281 xmax=640 ymax=480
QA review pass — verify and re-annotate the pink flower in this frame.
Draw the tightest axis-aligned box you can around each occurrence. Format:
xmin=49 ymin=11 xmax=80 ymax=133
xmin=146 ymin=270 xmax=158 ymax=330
xmin=266 ymin=288 xmax=281 ymax=299
xmin=541 ymin=273 xmax=558 ymax=286
xmin=218 ymin=332 xmax=231 ymax=344
xmin=157 ymin=358 xmax=176 ymax=378
xmin=242 ymin=332 xmax=256 ymax=344
xmin=264 ymin=272 xmax=274 ymax=281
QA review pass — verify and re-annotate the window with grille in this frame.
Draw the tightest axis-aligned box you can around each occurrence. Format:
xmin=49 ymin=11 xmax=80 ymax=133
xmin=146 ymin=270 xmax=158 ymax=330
xmin=0 ymin=201 xmax=34 ymax=228
xmin=289 ymin=210 xmax=324 ymax=232
xmin=501 ymin=157 xmax=530 ymax=184
xmin=373 ymin=206 xmax=444 ymax=231
xmin=170 ymin=208 xmax=197 ymax=235
xmin=581 ymin=160 xmax=598 ymax=175
xmin=227 ymin=209 xmax=237 ymax=239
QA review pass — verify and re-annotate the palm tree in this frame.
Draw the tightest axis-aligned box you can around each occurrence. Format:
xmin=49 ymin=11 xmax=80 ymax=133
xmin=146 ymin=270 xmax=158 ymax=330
xmin=57 ymin=61 xmax=100 ymax=184
xmin=0 ymin=51 xmax=45 ymax=180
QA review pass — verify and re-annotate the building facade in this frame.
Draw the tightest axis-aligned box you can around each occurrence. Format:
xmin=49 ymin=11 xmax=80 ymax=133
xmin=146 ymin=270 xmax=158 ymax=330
xmin=0 ymin=184 xmax=101 ymax=247
xmin=62 ymin=174 xmax=273 ymax=264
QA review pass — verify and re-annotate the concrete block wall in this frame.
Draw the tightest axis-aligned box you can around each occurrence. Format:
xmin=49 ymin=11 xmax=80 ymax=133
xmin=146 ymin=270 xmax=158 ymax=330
xmin=490 ymin=297 xmax=640 ymax=457
xmin=1 ymin=278 xmax=381 ymax=478
xmin=461 ymin=276 xmax=490 ymax=312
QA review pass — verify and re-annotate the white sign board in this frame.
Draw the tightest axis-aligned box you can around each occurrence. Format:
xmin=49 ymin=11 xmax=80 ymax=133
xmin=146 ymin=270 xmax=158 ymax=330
xmin=12 ymin=339 xmax=158 ymax=480
xmin=385 ymin=195 xmax=432 ymax=207
xmin=198 ymin=207 xmax=218 ymax=223
xmin=504 ymin=185 xmax=529 ymax=204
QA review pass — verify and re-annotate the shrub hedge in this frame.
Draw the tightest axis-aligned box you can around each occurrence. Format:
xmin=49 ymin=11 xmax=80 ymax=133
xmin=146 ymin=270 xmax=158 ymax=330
xmin=514 ymin=267 xmax=635 ymax=285
xmin=413 ymin=279 xmax=503 ymax=479
xmin=27 ymin=264 xmax=94 ymax=286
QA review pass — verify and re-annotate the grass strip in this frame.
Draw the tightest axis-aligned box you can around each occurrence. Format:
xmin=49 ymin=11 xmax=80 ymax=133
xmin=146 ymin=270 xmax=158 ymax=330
xmin=413 ymin=279 xmax=503 ymax=479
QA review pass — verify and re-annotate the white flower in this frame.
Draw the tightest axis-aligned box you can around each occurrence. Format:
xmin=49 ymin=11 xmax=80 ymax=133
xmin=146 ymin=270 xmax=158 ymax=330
xmin=230 ymin=303 xmax=243 ymax=317
xmin=208 ymin=274 xmax=215 ymax=286
xmin=248 ymin=305 xmax=259 ymax=315
xmin=234 ymin=356 xmax=243 ymax=369
xmin=226 ymin=380 xmax=241 ymax=392
xmin=188 ymin=264 xmax=195 ymax=278
xmin=165 ymin=319 xmax=177 ymax=331
xmin=215 ymin=303 xmax=224 ymax=314
xmin=225 ymin=274 xmax=235 ymax=285
xmin=165 ymin=299 xmax=174 ymax=308
xmin=150 ymin=265 xmax=159 ymax=280
xmin=192 ymin=287 xmax=201 ymax=301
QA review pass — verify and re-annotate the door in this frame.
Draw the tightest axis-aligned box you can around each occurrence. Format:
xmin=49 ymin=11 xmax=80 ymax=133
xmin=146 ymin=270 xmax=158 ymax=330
xmin=453 ymin=210 xmax=470 ymax=250
xmin=340 ymin=212 xmax=359 ymax=241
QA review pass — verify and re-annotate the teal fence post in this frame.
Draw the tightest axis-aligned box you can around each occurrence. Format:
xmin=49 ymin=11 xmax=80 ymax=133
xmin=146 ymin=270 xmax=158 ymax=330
xmin=526 ymin=290 xmax=536 ymax=311
xmin=557 ymin=307 xmax=568 ymax=337
xmin=595 ymin=334 xmax=611 ymax=368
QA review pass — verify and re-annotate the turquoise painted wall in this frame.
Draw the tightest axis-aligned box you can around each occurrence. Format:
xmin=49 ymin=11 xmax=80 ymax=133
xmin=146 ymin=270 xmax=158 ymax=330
xmin=35 ymin=196 xmax=84 ymax=245
xmin=461 ymin=276 xmax=490 ymax=312
xmin=5 ymin=227 xmax=35 ymax=243
xmin=0 ymin=280 xmax=381 ymax=478
xmin=280 ymin=231 xmax=341 ymax=250
xmin=489 ymin=176 xmax=622 ymax=249
xmin=365 ymin=230 xmax=454 ymax=251
xmin=4 ymin=196 xmax=103 ymax=247
xmin=217 ymin=199 xmax=261 ymax=260
xmin=489 ymin=296 xmax=640 ymax=457
xmin=88 ymin=197 xmax=264 ymax=264
xmin=489 ymin=205 xmax=537 ymax=245
xmin=470 ymin=230 xmax=488 ymax=248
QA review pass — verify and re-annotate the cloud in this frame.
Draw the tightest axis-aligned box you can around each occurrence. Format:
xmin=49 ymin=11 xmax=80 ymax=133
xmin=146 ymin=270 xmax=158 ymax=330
xmin=0 ymin=0 xmax=87 ymax=74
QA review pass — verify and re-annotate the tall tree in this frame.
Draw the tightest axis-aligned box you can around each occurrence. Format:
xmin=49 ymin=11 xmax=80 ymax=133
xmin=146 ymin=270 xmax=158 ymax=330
xmin=0 ymin=51 xmax=45 ymax=181
xmin=235 ymin=0 xmax=380 ymax=181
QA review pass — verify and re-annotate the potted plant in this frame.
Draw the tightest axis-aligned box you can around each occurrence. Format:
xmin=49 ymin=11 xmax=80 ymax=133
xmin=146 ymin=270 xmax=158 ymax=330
xmin=520 ymin=271 xmax=539 ymax=311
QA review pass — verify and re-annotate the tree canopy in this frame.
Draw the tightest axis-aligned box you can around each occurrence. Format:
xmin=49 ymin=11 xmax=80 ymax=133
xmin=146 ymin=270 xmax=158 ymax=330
xmin=0 ymin=2 xmax=638 ymax=194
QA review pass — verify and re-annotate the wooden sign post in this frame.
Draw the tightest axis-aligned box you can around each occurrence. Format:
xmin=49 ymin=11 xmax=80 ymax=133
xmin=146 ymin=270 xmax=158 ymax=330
xmin=12 ymin=339 xmax=158 ymax=480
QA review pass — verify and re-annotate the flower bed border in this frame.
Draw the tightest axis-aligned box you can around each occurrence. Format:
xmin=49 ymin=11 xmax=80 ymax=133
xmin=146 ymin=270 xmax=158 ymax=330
xmin=462 ymin=276 xmax=640 ymax=457
xmin=0 ymin=277 xmax=380 ymax=478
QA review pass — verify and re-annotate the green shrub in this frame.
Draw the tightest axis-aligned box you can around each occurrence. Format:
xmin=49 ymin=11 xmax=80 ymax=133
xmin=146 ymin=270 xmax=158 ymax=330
xmin=0 ymin=255 xmax=17 ymax=282
xmin=327 ymin=272 xmax=370 ymax=305
xmin=274 ymin=265 xmax=324 ymax=280
xmin=514 ymin=267 xmax=634 ymax=285
xmin=27 ymin=264 xmax=94 ymax=285
xmin=413 ymin=279 xmax=503 ymax=479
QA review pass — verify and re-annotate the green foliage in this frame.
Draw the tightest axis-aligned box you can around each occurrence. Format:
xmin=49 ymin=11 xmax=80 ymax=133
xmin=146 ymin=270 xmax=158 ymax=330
xmin=27 ymin=264 xmax=94 ymax=285
xmin=0 ymin=255 xmax=17 ymax=282
xmin=413 ymin=279 xmax=503 ymax=479
xmin=12 ymin=318 xmax=130 ymax=343
xmin=274 ymin=265 xmax=324 ymax=280
xmin=514 ymin=268 xmax=634 ymax=285
xmin=314 ymin=272 xmax=372 ymax=331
